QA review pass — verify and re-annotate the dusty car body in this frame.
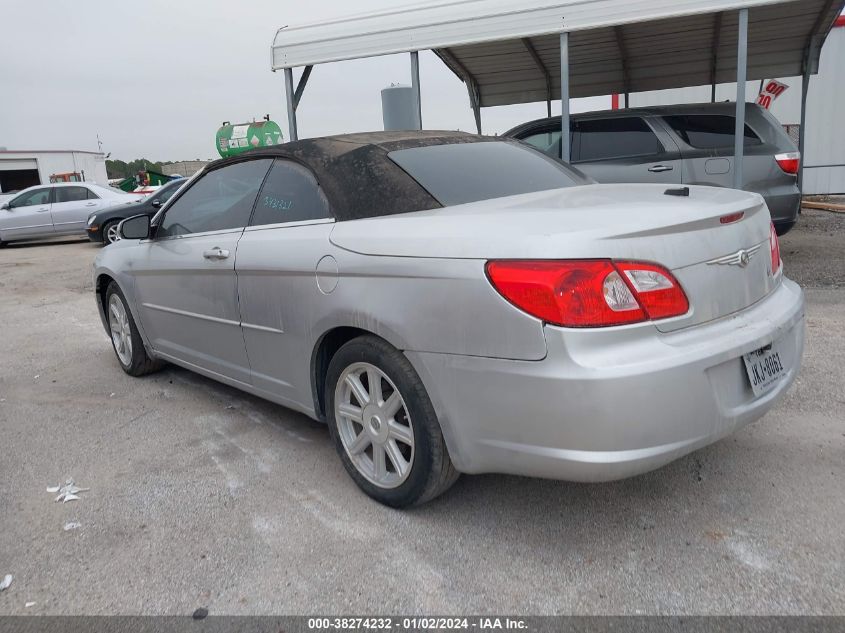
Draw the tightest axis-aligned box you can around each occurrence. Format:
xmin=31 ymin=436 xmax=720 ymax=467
xmin=93 ymin=131 xmax=804 ymax=506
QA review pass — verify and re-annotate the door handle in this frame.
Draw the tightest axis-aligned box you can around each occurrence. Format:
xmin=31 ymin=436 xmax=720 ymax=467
xmin=85 ymin=202 xmax=97 ymax=207
xmin=648 ymin=164 xmax=674 ymax=173
xmin=203 ymin=247 xmax=230 ymax=260
xmin=37 ymin=207 xmax=50 ymax=212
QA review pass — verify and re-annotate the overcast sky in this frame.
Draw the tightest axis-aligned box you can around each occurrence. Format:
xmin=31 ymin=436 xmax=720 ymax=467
xmin=0 ymin=0 xmax=613 ymax=162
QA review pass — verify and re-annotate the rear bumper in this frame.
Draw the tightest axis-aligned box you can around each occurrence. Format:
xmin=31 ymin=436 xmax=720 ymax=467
xmin=762 ymin=187 xmax=800 ymax=227
xmin=772 ymin=218 xmax=797 ymax=236
xmin=407 ymin=277 xmax=804 ymax=481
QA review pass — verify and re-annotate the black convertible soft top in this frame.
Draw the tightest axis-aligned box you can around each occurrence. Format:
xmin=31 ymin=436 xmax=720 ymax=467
xmin=205 ymin=130 xmax=503 ymax=221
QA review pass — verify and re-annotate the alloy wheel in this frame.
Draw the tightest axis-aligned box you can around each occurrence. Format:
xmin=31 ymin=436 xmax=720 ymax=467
xmin=108 ymin=294 xmax=133 ymax=366
xmin=334 ymin=362 xmax=415 ymax=489
xmin=105 ymin=223 xmax=122 ymax=244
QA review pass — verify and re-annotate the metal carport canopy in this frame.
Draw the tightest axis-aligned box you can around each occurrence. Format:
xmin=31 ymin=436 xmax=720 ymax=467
xmin=271 ymin=0 xmax=843 ymax=104
xmin=272 ymin=0 xmax=843 ymax=188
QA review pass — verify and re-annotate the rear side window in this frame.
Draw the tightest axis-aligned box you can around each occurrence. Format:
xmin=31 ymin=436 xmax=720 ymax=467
xmin=55 ymin=186 xmax=90 ymax=203
xmin=663 ymin=115 xmax=762 ymax=149
xmin=574 ymin=117 xmax=662 ymax=162
xmin=87 ymin=188 xmax=100 ymax=199
xmin=388 ymin=141 xmax=587 ymax=207
xmin=157 ymin=159 xmax=271 ymax=238
xmin=521 ymin=130 xmax=563 ymax=157
xmin=250 ymin=160 xmax=331 ymax=226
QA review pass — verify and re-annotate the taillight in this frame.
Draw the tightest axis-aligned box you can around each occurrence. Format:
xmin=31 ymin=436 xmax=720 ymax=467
xmin=615 ymin=261 xmax=691 ymax=320
xmin=769 ymin=221 xmax=782 ymax=275
xmin=485 ymin=259 xmax=689 ymax=328
xmin=775 ymin=152 xmax=800 ymax=175
xmin=719 ymin=212 xmax=744 ymax=224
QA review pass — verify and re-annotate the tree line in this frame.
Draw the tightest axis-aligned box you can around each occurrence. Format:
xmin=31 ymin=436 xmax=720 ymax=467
xmin=106 ymin=159 xmax=166 ymax=180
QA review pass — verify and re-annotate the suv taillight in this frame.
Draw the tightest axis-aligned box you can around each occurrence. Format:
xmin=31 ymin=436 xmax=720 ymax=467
xmin=770 ymin=221 xmax=782 ymax=276
xmin=485 ymin=259 xmax=689 ymax=328
xmin=775 ymin=152 xmax=800 ymax=175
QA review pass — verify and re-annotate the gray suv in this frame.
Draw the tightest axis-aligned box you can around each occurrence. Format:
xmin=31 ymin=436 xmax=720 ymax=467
xmin=504 ymin=102 xmax=801 ymax=235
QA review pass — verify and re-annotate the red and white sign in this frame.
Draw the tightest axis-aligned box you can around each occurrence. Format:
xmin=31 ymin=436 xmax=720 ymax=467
xmin=756 ymin=79 xmax=789 ymax=110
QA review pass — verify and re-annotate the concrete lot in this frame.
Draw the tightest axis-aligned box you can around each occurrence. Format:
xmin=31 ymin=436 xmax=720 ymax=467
xmin=0 ymin=209 xmax=843 ymax=615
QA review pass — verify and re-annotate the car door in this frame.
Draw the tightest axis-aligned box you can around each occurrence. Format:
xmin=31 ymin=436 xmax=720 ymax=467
xmin=50 ymin=185 xmax=101 ymax=234
xmin=235 ymin=159 xmax=334 ymax=405
xmin=571 ymin=116 xmax=683 ymax=184
xmin=0 ymin=187 xmax=54 ymax=240
xmin=131 ymin=158 xmax=272 ymax=385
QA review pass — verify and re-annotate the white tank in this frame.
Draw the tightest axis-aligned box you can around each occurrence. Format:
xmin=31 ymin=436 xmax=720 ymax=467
xmin=381 ymin=84 xmax=420 ymax=131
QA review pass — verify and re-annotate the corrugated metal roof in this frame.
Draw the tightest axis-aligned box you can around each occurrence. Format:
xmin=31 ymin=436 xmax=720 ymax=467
xmin=271 ymin=0 xmax=844 ymax=106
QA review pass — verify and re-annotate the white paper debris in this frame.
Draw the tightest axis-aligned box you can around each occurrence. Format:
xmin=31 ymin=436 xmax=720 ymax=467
xmin=25 ymin=602 xmax=36 ymax=608
xmin=63 ymin=522 xmax=81 ymax=531
xmin=33 ymin=375 xmax=40 ymax=380
xmin=0 ymin=575 xmax=11 ymax=591
xmin=48 ymin=479 xmax=90 ymax=503
xmin=109 ymin=393 xmax=115 ymax=398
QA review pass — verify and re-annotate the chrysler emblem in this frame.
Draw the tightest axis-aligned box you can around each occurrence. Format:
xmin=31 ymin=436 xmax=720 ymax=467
xmin=706 ymin=244 xmax=761 ymax=267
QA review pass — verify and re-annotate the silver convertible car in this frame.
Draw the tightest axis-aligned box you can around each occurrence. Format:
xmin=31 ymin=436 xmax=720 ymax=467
xmin=93 ymin=131 xmax=805 ymax=507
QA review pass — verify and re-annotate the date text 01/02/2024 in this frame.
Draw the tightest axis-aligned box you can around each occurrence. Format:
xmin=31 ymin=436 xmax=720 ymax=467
xmin=306 ymin=617 xmax=528 ymax=630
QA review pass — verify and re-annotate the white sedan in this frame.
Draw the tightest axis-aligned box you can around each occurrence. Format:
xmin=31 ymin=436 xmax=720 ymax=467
xmin=0 ymin=182 xmax=132 ymax=246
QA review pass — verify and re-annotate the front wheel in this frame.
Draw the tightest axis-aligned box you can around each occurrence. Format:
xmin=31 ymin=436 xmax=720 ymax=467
xmin=105 ymin=283 xmax=164 ymax=376
xmin=102 ymin=220 xmax=122 ymax=245
xmin=326 ymin=335 xmax=459 ymax=507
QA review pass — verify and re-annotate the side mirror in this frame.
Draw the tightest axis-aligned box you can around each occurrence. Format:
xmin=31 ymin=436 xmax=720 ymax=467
xmin=151 ymin=199 xmax=162 ymax=208
xmin=119 ymin=214 xmax=151 ymax=240
xmin=1 ymin=203 xmax=9 ymax=211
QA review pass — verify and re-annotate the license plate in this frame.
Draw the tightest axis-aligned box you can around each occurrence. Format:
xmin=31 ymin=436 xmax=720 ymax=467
xmin=743 ymin=344 xmax=786 ymax=397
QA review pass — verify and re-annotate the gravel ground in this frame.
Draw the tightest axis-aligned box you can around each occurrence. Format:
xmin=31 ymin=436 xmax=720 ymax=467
xmin=0 ymin=209 xmax=843 ymax=615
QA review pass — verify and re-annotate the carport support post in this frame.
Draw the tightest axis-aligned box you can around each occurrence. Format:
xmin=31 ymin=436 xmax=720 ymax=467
xmin=560 ymin=32 xmax=571 ymax=162
xmin=797 ymin=70 xmax=810 ymax=193
xmin=410 ymin=51 xmax=422 ymax=129
xmin=284 ymin=67 xmax=298 ymax=142
xmin=733 ymin=8 xmax=748 ymax=190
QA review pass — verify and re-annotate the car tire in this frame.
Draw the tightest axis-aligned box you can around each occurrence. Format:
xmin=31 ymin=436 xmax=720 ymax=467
xmin=325 ymin=335 xmax=459 ymax=507
xmin=102 ymin=220 xmax=122 ymax=245
xmin=105 ymin=282 xmax=164 ymax=377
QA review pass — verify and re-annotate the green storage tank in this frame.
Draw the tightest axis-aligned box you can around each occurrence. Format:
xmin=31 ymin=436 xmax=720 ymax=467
xmin=216 ymin=119 xmax=284 ymax=157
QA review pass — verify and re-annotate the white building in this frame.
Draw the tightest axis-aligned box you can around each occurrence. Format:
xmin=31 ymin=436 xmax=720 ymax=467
xmin=161 ymin=160 xmax=211 ymax=178
xmin=0 ymin=149 xmax=109 ymax=194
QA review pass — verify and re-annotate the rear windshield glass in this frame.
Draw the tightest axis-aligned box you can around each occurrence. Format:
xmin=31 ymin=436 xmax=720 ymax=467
xmin=663 ymin=114 xmax=762 ymax=149
xmin=388 ymin=141 xmax=588 ymax=207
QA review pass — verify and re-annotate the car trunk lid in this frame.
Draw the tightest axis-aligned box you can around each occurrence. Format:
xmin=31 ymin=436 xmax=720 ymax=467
xmin=330 ymin=183 xmax=777 ymax=332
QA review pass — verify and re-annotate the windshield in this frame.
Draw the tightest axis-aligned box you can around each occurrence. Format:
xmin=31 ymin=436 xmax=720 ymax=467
xmin=158 ymin=179 xmax=185 ymax=202
xmin=388 ymin=141 xmax=589 ymax=207
xmin=139 ymin=179 xmax=182 ymax=201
